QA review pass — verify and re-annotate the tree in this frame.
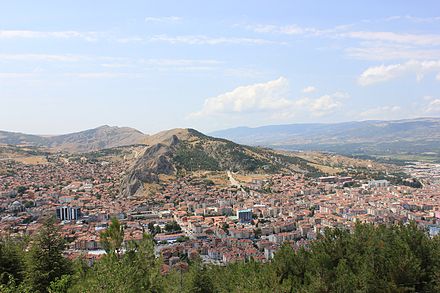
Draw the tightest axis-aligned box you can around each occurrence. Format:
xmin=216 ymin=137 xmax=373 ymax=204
xmin=71 ymin=235 xmax=163 ymax=293
xmin=100 ymin=218 xmax=124 ymax=256
xmin=221 ymin=223 xmax=229 ymax=234
xmin=148 ymin=222 xmax=156 ymax=233
xmin=0 ymin=237 xmax=25 ymax=285
xmin=48 ymin=275 xmax=71 ymax=293
xmin=254 ymin=228 xmax=262 ymax=239
xmin=24 ymin=217 xmax=71 ymax=293
xmin=185 ymin=259 xmax=213 ymax=293
xmin=16 ymin=186 xmax=27 ymax=195
xmin=164 ymin=221 xmax=181 ymax=233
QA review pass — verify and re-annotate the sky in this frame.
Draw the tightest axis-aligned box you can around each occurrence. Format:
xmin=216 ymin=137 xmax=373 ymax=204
xmin=1 ymin=0 xmax=440 ymax=135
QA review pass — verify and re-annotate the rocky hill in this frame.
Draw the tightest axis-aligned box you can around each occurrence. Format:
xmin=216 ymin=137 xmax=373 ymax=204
xmin=121 ymin=128 xmax=319 ymax=196
xmin=210 ymin=118 xmax=440 ymax=158
xmin=0 ymin=125 xmax=147 ymax=153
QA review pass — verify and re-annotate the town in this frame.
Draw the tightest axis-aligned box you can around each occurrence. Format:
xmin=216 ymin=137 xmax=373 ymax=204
xmin=1 ymin=149 xmax=439 ymax=271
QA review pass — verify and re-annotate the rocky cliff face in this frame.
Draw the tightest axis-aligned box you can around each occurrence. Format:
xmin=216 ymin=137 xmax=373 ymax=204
xmin=121 ymin=135 xmax=179 ymax=196
xmin=120 ymin=128 xmax=317 ymax=196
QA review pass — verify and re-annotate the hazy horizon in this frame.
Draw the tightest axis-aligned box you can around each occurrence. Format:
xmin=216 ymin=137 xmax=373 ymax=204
xmin=2 ymin=1 xmax=440 ymax=134
xmin=2 ymin=116 xmax=440 ymax=137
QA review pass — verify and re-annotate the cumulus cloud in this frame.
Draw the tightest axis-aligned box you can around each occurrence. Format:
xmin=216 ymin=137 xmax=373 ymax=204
xmin=309 ymin=93 xmax=345 ymax=116
xmin=358 ymin=60 xmax=440 ymax=86
xmin=302 ymin=86 xmax=316 ymax=93
xmin=190 ymin=77 xmax=291 ymax=117
xmin=190 ymin=77 xmax=347 ymax=121
xmin=425 ymin=98 xmax=440 ymax=113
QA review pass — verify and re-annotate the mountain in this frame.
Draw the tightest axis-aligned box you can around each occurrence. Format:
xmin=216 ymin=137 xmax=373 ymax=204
xmin=121 ymin=128 xmax=319 ymax=196
xmin=210 ymin=118 xmax=440 ymax=157
xmin=0 ymin=125 xmax=147 ymax=153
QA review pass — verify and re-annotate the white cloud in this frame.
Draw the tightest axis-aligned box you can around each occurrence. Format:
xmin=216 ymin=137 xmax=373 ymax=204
xmin=247 ymin=24 xmax=307 ymax=35
xmin=65 ymin=72 xmax=138 ymax=79
xmin=0 ymin=30 xmax=98 ymax=41
xmin=309 ymin=94 xmax=342 ymax=116
xmin=425 ymin=99 xmax=440 ymax=113
xmin=243 ymin=23 xmax=349 ymax=37
xmin=0 ymin=53 xmax=85 ymax=62
xmin=358 ymin=60 xmax=440 ymax=86
xmin=116 ymin=36 xmax=144 ymax=43
xmin=99 ymin=58 xmax=222 ymax=72
xmin=0 ymin=72 xmax=38 ymax=78
xmin=359 ymin=105 xmax=402 ymax=119
xmin=245 ymin=22 xmax=440 ymax=61
xmin=383 ymin=15 xmax=440 ymax=24
xmin=358 ymin=97 xmax=440 ymax=120
xmin=346 ymin=45 xmax=440 ymax=61
xmin=190 ymin=77 xmax=347 ymax=120
xmin=145 ymin=16 xmax=182 ymax=23
xmin=191 ymin=77 xmax=291 ymax=117
xmin=149 ymin=34 xmax=281 ymax=45
xmin=302 ymin=86 xmax=316 ymax=93
xmin=342 ymin=31 xmax=440 ymax=46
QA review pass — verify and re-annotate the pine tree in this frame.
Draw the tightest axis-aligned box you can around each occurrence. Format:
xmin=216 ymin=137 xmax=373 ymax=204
xmin=0 ymin=237 xmax=25 ymax=285
xmin=24 ymin=217 xmax=71 ymax=293
xmin=100 ymin=217 xmax=124 ymax=256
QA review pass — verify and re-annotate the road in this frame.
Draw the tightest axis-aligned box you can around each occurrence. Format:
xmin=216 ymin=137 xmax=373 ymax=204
xmin=227 ymin=170 xmax=249 ymax=196
xmin=227 ymin=170 xmax=241 ymax=187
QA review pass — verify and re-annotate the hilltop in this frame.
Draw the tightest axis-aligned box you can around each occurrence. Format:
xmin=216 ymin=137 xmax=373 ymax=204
xmin=121 ymin=128 xmax=322 ymax=196
xmin=0 ymin=125 xmax=147 ymax=153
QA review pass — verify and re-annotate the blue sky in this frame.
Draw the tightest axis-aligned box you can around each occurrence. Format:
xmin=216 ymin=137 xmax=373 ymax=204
xmin=1 ymin=0 xmax=440 ymax=134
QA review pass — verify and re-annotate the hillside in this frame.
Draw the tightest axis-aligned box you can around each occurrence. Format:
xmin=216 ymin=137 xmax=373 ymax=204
xmin=0 ymin=125 xmax=147 ymax=153
xmin=121 ymin=128 xmax=320 ymax=196
xmin=210 ymin=117 xmax=440 ymax=159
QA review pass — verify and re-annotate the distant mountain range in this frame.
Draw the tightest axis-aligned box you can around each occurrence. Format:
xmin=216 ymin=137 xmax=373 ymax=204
xmin=0 ymin=125 xmax=147 ymax=153
xmin=2 ymin=117 xmax=440 ymax=158
xmin=210 ymin=118 xmax=440 ymax=157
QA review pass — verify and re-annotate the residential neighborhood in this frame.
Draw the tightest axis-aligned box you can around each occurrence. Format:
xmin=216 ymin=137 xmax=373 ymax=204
xmin=1 ymin=151 xmax=439 ymax=270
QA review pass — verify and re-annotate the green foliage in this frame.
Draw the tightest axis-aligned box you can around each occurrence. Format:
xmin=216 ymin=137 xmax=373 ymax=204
xmin=0 ymin=237 xmax=25 ymax=285
xmin=1 ymin=222 xmax=439 ymax=292
xmin=164 ymin=221 xmax=181 ymax=233
xmin=48 ymin=275 xmax=71 ymax=293
xmin=185 ymin=259 xmax=214 ymax=293
xmin=24 ymin=217 xmax=72 ymax=293
xmin=71 ymin=234 xmax=163 ymax=293
xmin=174 ymin=143 xmax=220 ymax=171
xmin=16 ymin=186 xmax=27 ymax=195
xmin=100 ymin=217 xmax=124 ymax=255
xmin=176 ymin=236 xmax=189 ymax=243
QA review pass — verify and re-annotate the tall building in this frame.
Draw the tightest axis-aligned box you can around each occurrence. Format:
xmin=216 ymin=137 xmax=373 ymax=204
xmin=56 ymin=206 xmax=81 ymax=221
xmin=368 ymin=180 xmax=389 ymax=188
xmin=237 ymin=209 xmax=253 ymax=223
